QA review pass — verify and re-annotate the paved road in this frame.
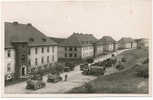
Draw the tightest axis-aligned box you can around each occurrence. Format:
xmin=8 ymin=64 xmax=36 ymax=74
xmin=5 ymin=49 xmax=130 ymax=94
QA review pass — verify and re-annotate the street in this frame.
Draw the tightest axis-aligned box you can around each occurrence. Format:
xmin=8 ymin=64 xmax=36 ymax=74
xmin=5 ymin=49 xmax=129 ymax=94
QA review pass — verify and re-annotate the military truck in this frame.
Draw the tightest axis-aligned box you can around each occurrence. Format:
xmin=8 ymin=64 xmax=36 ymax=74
xmin=26 ymin=74 xmax=46 ymax=90
xmin=82 ymin=65 xmax=105 ymax=76
xmin=80 ymin=63 xmax=89 ymax=71
xmin=64 ymin=62 xmax=75 ymax=72
xmin=47 ymin=73 xmax=62 ymax=83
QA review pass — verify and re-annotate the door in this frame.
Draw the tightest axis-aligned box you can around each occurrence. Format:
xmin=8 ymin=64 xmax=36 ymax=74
xmin=21 ymin=65 xmax=26 ymax=77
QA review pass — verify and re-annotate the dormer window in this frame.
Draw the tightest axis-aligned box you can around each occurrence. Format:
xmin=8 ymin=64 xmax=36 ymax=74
xmin=29 ymin=38 xmax=34 ymax=42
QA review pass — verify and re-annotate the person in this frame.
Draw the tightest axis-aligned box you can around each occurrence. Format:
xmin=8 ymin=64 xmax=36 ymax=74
xmin=64 ymin=74 xmax=68 ymax=81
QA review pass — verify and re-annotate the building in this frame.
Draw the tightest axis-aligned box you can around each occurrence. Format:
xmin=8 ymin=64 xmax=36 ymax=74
xmin=97 ymin=36 xmax=116 ymax=52
xmin=5 ymin=22 xmax=58 ymax=79
xmin=58 ymin=32 xmax=97 ymax=61
xmin=118 ymin=37 xmax=134 ymax=49
xmin=136 ymin=38 xmax=149 ymax=48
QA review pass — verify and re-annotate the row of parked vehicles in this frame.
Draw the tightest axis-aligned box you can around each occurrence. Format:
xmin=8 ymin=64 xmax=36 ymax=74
xmin=26 ymin=62 xmax=75 ymax=90
xmin=80 ymin=54 xmax=118 ymax=76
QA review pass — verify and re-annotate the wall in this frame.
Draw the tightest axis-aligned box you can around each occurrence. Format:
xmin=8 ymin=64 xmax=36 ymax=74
xmin=4 ymin=49 xmax=16 ymax=75
xmin=95 ymin=45 xmax=103 ymax=56
xmin=81 ymin=45 xmax=94 ymax=59
xmin=28 ymin=45 xmax=58 ymax=69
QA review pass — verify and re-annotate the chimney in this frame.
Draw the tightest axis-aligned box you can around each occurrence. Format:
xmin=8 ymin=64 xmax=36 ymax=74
xmin=27 ymin=23 xmax=32 ymax=26
xmin=13 ymin=21 xmax=18 ymax=25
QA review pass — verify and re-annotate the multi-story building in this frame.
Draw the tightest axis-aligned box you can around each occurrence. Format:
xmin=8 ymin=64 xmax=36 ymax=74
xmin=136 ymin=38 xmax=149 ymax=48
xmin=96 ymin=36 xmax=116 ymax=52
xmin=58 ymin=32 xmax=97 ymax=61
xmin=5 ymin=22 xmax=58 ymax=79
xmin=118 ymin=37 xmax=134 ymax=49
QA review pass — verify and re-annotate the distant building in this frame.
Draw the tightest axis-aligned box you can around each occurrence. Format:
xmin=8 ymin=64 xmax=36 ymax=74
xmin=118 ymin=37 xmax=134 ymax=49
xmin=58 ymin=32 xmax=97 ymax=61
xmin=5 ymin=22 xmax=58 ymax=79
xmin=97 ymin=36 xmax=116 ymax=53
xmin=136 ymin=38 xmax=149 ymax=48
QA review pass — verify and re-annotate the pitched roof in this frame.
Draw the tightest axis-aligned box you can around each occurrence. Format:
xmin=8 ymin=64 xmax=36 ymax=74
xmin=118 ymin=37 xmax=134 ymax=43
xmin=5 ymin=22 xmax=57 ymax=48
xmin=96 ymin=36 xmax=116 ymax=45
xmin=49 ymin=37 xmax=66 ymax=44
xmin=60 ymin=32 xmax=97 ymax=46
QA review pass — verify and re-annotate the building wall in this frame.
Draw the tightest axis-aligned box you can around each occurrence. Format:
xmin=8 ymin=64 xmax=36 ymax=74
xmin=58 ymin=46 xmax=82 ymax=59
xmin=28 ymin=46 xmax=58 ymax=69
xmin=132 ymin=42 xmax=137 ymax=48
xmin=118 ymin=42 xmax=132 ymax=49
xmin=95 ymin=45 xmax=103 ymax=56
xmin=5 ymin=49 xmax=16 ymax=75
xmin=103 ymin=44 xmax=114 ymax=52
xmin=81 ymin=45 xmax=94 ymax=59
xmin=137 ymin=39 xmax=149 ymax=48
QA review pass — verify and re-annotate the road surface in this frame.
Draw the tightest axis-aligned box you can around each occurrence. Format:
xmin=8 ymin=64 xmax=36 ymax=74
xmin=5 ymin=49 xmax=130 ymax=94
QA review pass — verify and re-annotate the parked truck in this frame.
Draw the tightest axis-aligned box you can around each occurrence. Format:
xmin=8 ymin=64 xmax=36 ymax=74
xmin=26 ymin=74 xmax=46 ymax=90
xmin=47 ymin=73 xmax=63 ymax=83
xmin=82 ymin=65 xmax=105 ymax=76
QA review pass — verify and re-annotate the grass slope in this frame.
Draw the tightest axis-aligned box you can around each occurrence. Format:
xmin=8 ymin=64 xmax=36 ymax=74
xmin=68 ymin=48 xmax=149 ymax=93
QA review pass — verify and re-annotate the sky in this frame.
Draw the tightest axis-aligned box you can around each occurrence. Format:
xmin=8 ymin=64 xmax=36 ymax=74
xmin=1 ymin=0 xmax=152 ymax=40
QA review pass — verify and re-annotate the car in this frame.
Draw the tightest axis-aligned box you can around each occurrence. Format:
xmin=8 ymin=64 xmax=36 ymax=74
xmin=26 ymin=79 xmax=46 ymax=90
xmin=80 ymin=63 xmax=89 ymax=71
xmin=82 ymin=66 xmax=105 ymax=76
xmin=47 ymin=73 xmax=62 ymax=83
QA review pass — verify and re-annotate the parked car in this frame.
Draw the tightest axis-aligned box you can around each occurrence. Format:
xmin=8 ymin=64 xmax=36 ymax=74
xmin=26 ymin=79 xmax=46 ymax=90
xmin=82 ymin=66 xmax=105 ymax=76
xmin=47 ymin=73 xmax=62 ymax=83
xmin=64 ymin=62 xmax=75 ymax=72
xmin=80 ymin=63 xmax=89 ymax=71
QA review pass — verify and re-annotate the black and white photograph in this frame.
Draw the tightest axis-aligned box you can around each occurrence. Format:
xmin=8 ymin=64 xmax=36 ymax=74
xmin=0 ymin=0 xmax=152 ymax=97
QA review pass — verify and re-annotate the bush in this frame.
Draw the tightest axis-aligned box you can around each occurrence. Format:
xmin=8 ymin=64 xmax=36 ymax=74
xmin=136 ymin=65 xmax=149 ymax=78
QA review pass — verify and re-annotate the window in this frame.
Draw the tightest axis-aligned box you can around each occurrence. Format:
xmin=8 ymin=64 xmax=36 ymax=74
xmin=7 ymin=50 xmax=11 ymax=57
xmin=69 ymin=53 xmax=72 ymax=57
xmin=28 ymin=60 xmax=31 ymax=66
xmin=52 ymin=55 xmax=54 ymax=61
xmin=35 ymin=58 xmax=38 ymax=65
xmin=65 ymin=53 xmax=67 ymax=57
xmin=65 ymin=47 xmax=67 ymax=51
xmin=42 ymin=47 xmax=44 ymax=53
xmin=52 ymin=46 xmax=54 ymax=53
xmin=74 ymin=47 xmax=77 ymax=51
xmin=47 ymin=47 xmax=50 ymax=52
xmin=41 ymin=57 xmax=44 ymax=64
xmin=21 ymin=55 xmax=25 ymax=62
xmin=47 ymin=56 xmax=49 ymax=63
xmin=35 ymin=48 xmax=37 ymax=54
xmin=28 ymin=49 xmax=31 ymax=55
xmin=7 ymin=63 xmax=11 ymax=72
xmin=69 ymin=47 xmax=72 ymax=51
xmin=74 ymin=53 xmax=77 ymax=57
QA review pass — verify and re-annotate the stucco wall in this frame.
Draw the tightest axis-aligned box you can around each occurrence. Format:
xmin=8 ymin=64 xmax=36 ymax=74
xmin=5 ymin=49 xmax=16 ymax=74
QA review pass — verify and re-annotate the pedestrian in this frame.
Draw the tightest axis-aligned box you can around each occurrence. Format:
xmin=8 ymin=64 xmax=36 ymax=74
xmin=64 ymin=74 xmax=68 ymax=81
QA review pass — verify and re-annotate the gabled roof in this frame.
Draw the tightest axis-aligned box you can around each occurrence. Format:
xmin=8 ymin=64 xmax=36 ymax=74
xmin=96 ymin=36 xmax=116 ymax=45
xmin=5 ymin=22 xmax=57 ymax=48
xmin=60 ymin=32 xmax=97 ymax=47
xmin=49 ymin=37 xmax=66 ymax=44
xmin=118 ymin=37 xmax=134 ymax=43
